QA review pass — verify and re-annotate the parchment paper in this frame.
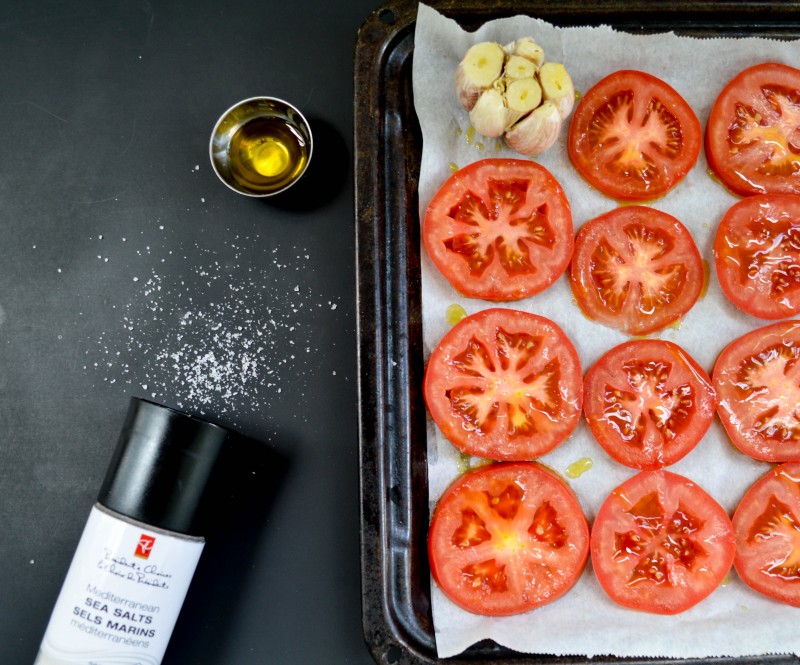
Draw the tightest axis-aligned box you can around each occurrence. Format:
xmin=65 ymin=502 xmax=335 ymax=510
xmin=413 ymin=3 xmax=800 ymax=659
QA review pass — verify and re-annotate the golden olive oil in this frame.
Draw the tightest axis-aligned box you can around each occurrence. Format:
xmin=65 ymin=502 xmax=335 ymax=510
xmin=565 ymin=456 xmax=593 ymax=479
xmin=445 ymin=303 xmax=467 ymax=326
xmin=228 ymin=116 xmax=309 ymax=194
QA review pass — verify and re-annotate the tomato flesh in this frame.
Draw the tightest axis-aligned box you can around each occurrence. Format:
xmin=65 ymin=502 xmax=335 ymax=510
xmin=583 ymin=340 xmax=716 ymax=470
xmin=423 ymin=158 xmax=574 ymax=301
xmin=715 ymin=194 xmax=800 ymax=319
xmin=733 ymin=462 xmax=800 ymax=606
xmin=570 ymin=206 xmax=703 ymax=335
xmin=424 ymin=308 xmax=583 ymax=460
xmin=706 ymin=63 xmax=800 ymax=196
xmin=591 ymin=470 xmax=734 ymax=614
xmin=429 ymin=462 xmax=589 ymax=616
xmin=568 ymin=70 xmax=701 ymax=201
xmin=713 ymin=320 xmax=800 ymax=462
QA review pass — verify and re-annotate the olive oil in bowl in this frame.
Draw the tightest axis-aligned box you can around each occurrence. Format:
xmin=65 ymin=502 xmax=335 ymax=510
xmin=209 ymin=97 xmax=313 ymax=197
xmin=228 ymin=117 xmax=309 ymax=194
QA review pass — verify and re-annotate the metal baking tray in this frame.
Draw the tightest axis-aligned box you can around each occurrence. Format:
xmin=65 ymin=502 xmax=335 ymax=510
xmin=354 ymin=2 xmax=800 ymax=663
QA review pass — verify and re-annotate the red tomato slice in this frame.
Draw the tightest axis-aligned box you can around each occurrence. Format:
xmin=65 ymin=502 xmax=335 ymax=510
xmin=583 ymin=340 xmax=716 ymax=470
xmin=706 ymin=62 xmax=800 ymax=197
xmin=732 ymin=461 xmax=800 ymax=606
xmin=713 ymin=320 xmax=800 ymax=462
xmin=568 ymin=70 xmax=701 ymax=201
xmin=422 ymin=158 xmax=573 ymax=301
xmin=714 ymin=193 xmax=800 ymax=320
xmin=429 ymin=461 xmax=589 ymax=616
xmin=591 ymin=470 xmax=734 ymax=615
xmin=569 ymin=206 xmax=704 ymax=335
xmin=423 ymin=308 xmax=582 ymax=460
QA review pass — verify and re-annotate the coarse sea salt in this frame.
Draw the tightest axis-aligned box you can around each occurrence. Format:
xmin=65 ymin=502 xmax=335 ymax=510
xmin=85 ymin=241 xmax=343 ymax=422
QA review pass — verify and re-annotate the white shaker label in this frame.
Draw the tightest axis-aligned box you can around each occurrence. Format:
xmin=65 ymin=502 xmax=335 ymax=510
xmin=35 ymin=505 xmax=204 ymax=665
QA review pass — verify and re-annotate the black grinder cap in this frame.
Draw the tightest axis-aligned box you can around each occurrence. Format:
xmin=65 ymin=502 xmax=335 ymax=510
xmin=97 ymin=397 xmax=230 ymax=537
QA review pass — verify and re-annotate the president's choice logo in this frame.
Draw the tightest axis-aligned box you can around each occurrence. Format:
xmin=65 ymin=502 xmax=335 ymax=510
xmin=134 ymin=534 xmax=156 ymax=559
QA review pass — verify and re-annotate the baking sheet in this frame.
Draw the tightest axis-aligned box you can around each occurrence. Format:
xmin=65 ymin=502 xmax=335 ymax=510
xmin=354 ymin=2 xmax=800 ymax=664
xmin=413 ymin=3 xmax=800 ymax=661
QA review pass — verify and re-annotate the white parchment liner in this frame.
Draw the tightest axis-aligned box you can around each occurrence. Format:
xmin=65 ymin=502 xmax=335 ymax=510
xmin=413 ymin=3 xmax=800 ymax=659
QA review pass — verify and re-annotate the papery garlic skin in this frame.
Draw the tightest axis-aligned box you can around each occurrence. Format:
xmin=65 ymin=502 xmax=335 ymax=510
xmin=505 ymin=101 xmax=563 ymax=156
xmin=469 ymin=87 xmax=508 ymax=138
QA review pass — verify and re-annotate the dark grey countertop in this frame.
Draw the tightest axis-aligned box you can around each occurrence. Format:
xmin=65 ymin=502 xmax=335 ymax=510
xmin=0 ymin=0 xmax=381 ymax=663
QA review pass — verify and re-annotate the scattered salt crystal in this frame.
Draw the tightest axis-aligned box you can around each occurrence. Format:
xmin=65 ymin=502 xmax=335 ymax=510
xmin=85 ymin=241 xmax=335 ymax=420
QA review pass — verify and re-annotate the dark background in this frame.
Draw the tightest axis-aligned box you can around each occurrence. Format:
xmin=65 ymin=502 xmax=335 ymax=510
xmin=0 ymin=0 xmax=381 ymax=663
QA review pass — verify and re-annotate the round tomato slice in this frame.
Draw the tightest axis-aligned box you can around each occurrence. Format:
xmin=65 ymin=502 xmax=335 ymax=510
xmin=713 ymin=320 xmax=800 ymax=462
xmin=569 ymin=206 xmax=704 ymax=335
xmin=706 ymin=62 xmax=800 ymax=197
xmin=591 ymin=469 xmax=734 ymax=615
xmin=584 ymin=340 xmax=716 ymax=470
xmin=429 ymin=461 xmax=589 ymax=616
xmin=423 ymin=308 xmax=583 ymax=460
xmin=715 ymin=194 xmax=800 ymax=320
xmin=568 ymin=70 xmax=701 ymax=201
xmin=733 ymin=461 xmax=800 ymax=606
xmin=422 ymin=158 xmax=573 ymax=301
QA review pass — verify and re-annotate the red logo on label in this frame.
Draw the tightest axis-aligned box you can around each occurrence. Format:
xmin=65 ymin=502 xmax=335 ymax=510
xmin=135 ymin=534 xmax=156 ymax=559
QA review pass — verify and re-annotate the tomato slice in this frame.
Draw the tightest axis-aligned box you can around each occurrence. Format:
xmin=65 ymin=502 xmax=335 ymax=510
xmin=706 ymin=62 xmax=800 ymax=197
xmin=591 ymin=470 xmax=734 ymax=615
xmin=429 ymin=461 xmax=589 ymax=616
xmin=714 ymin=193 xmax=800 ymax=320
xmin=569 ymin=206 xmax=704 ymax=335
xmin=422 ymin=158 xmax=573 ymax=301
xmin=568 ymin=70 xmax=701 ymax=201
xmin=732 ymin=462 xmax=800 ymax=606
xmin=423 ymin=308 xmax=582 ymax=460
xmin=583 ymin=340 xmax=716 ymax=470
xmin=712 ymin=320 xmax=800 ymax=462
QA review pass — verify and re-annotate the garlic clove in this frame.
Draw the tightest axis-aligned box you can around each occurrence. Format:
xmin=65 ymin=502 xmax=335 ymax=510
xmin=469 ymin=88 xmax=508 ymax=138
xmin=539 ymin=62 xmax=575 ymax=118
xmin=455 ymin=41 xmax=506 ymax=111
xmin=504 ymin=55 xmax=537 ymax=80
xmin=504 ymin=101 xmax=562 ymax=155
xmin=504 ymin=37 xmax=545 ymax=67
xmin=505 ymin=78 xmax=542 ymax=128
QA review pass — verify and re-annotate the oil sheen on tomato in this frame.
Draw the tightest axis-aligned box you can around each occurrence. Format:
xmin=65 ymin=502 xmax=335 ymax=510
xmin=228 ymin=117 xmax=309 ymax=194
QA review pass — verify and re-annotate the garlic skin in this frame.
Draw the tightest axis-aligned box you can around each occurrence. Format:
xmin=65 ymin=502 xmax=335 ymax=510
xmin=454 ymin=36 xmax=575 ymax=156
xmin=469 ymin=87 xmax=508 ymax=138
xmin=504 ymin=101 xmax=563 ymax=156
